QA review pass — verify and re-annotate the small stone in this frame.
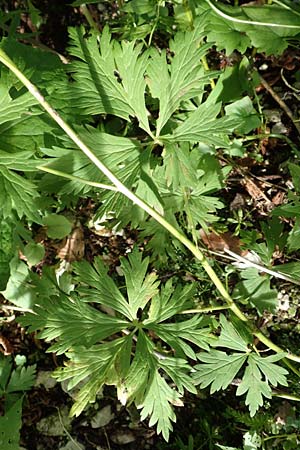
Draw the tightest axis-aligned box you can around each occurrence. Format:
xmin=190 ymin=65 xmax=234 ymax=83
xmin=90 ymin=405 xmax=114 ymax=428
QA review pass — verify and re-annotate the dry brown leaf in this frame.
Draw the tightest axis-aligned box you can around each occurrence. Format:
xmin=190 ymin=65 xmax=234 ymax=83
xmin=242 ymin=176 xmax=271 ymax=204
xmin=199 ymin=229 xmax=246 ymax=255
xmin=0 ymin=335 xmax=13 ymax=355
xmin=57 ymin=225 xmax=85 ymax=262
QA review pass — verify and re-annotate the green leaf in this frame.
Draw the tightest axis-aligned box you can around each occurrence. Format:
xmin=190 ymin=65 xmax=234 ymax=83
xmin=75 ymin=249 xmax=159 ymax=321
xmin=273 ymin=261 xmax=300 ymax=283
xmin=140 ymin=214 xmax=184 ymax=264
xmin=122 ymin=330 xmax=153 ymax=406
xmin=0 ymin=87 xmax=37 ymax=125
xmin=150 ymin=315 xmax=213 ymax=360
xmin=194 ymin=350 xmax=247 ymax=392
xmin=6 ymin=364 xmax=36 ymax=393
xmin=41 ymin=128 xmax=141 ymax=198
xmin=123 ymin=331 xmax=194 ymax=441
xmin=287 ymin=217 xmax=300 ymax=252
xmin=216 ymin=314 xmax=250 ymax=353
xmin=146 ymin=17 xmax=213 ymax=136
xmin=0 ymin=114 xmax=57 ymax=154
xmin=289 ymin=162 xmax=300 ymax=193
xmin=236 ymin=356 xmax=272 ymax=417
xmin=54 ymin=337 xmax=130 ymax=416
xmin=23 ymin=242 xmax=45 ymax=266
xmin=200 ymin=1 xmax=300 ymax=55
xmin=233 ymin=268 xmax=278 ymax=314
xmin=52 ymin=26 xmax=151 ymax=135
xmin=0 ymin=217 xmax=16 ymax=291
xmin=2 ymin=257 xmax=36 ymax=309
xmin=195 ymin=345 xmax=287 ymax=417
xmin=153 ymin=153 xmax=225 ymax=231
xmin=120 ymin=248 xmax=159 ymax=319
xmin=260 ymin=217 xmax=287 ymax=256
xmin=124 ymin=331 xmax=179 ymax=441
xmin=146 ymin=280 xmax=195 ymax=323
xmin=162 ymin=143 xmax=199 ymax=190
xmin=224 ymin=97 xmax=261 ymax=134
xmin=158 ymin=357 xmax=196 ymax=395
xmin=42 ymin=214 xmax=72 ymax=239
xmin=251 ymin=353 xmax=288 ymax=388
xmin=202 ymin=10 xmax=250 ymax=54
xmin=0 ymin=165 xmax=40 ymax=222
xmin=140 ymin=368 xmax=179 ymax=441
xmin=0 ymin=354 xmax=12 ymax=393
xmin=244 ymin=431 xmax=262 ymax=450
xmin=20 ymin=294 xmax=130 ymax=355
xmin=163 ymin=101 xmax=237 ymax=147
xmin=0 ymin=150 xmax=38 ymax=171
xmin=73 ymin=257 xmax=133 ymax=319
xmin=0 ymin=397 xmax=23 ymax=450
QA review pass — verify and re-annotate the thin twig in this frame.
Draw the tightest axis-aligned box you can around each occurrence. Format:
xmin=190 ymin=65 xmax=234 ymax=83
xmin=259 ymin=74 xmax=300 ymax=136
xmin=224 ymin=248 xmax=300 ymax=286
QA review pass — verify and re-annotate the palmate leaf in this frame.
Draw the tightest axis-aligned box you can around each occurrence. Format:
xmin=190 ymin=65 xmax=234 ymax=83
xmin=6 ymin=364 xmax=36 ymax=393
xmin=140 ymin=214 xmax=185 ymax=264
xmin=194 ymin=349 xmax=247 ymax=392
xmin=73 ymin=257 xmax=133 ymax=318
xmin=53 ymin=337 xmax=131 ymax=416
xmin=52 ymin=26 xmax=151 ymax=135
xmin=153 ymin=153 xmax=225 ymax=230
xmin=146 ymin=16 xmax=217 ymax=136
xmin=146 ymin=279 xmax=195 ymax=323
xmin=20 ymin=294 xmax=130 ymax=355
xmin=194 ymin=316 xmax=288 ymax=416
xmin=200 ymin=7 xmax=250 ymax=55
xmin=74 ymin=249 xmax=159 ymax=321
xmin=215 ymin=314 xmax=250 ymax=353
xmin=0 ymin=166 xmax=40 ymax=222
xmin=158 ymin=357 xmax=197 ymax=395
xmin=140 ymin=369 xmax=179 ymax=441
xmin=236 ymin=357 xmax=273 ymax=418
xmin=123 ymin=331 xmax=194 ymax=442
xmin=0 ymin=48 xmax=59 ymax=155
xmin=40 ymin=127 xmax=141 ymax=196
xmin=21 ymin=249 xmax=201 ymax=440
xmin=120 ymin=248 xmax=159 ymax=319
xmin=163 ymin=101 xmax=237 ymax=147
xmin=150 ymin=315 xmax=213 ymax=360
xmin=0 ymin=150 xmax=38 ymax=171
xmin=0 ymin=216 xmax=16 ymax=291
xmin=0 ymin=59 xmax=59 ymax=222
xmin=162 ymin=143 xmax=199 ymax=190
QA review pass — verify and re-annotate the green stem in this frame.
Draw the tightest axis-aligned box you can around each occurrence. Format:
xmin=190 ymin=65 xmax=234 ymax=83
xmin=180 ymin=305 xmax=230 ymax=314
xmin=206 ymin=0 xmax=300 ymax=28
xmin=37 ymin=166 xmax=118 ymax=191
xmin=80 ymin=4 xmax=99 ymax=33
xmin=1 ymin=49 xmax=300 ymax=364
xmin=263 ymin=432 xmax=300 ymax=443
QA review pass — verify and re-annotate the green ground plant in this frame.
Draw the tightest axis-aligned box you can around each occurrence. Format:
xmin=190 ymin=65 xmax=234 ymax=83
xmin=0 ymin=0 xmax=300 ymax=446
xmin=0 ymin=353 xmax=36 ymax=449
